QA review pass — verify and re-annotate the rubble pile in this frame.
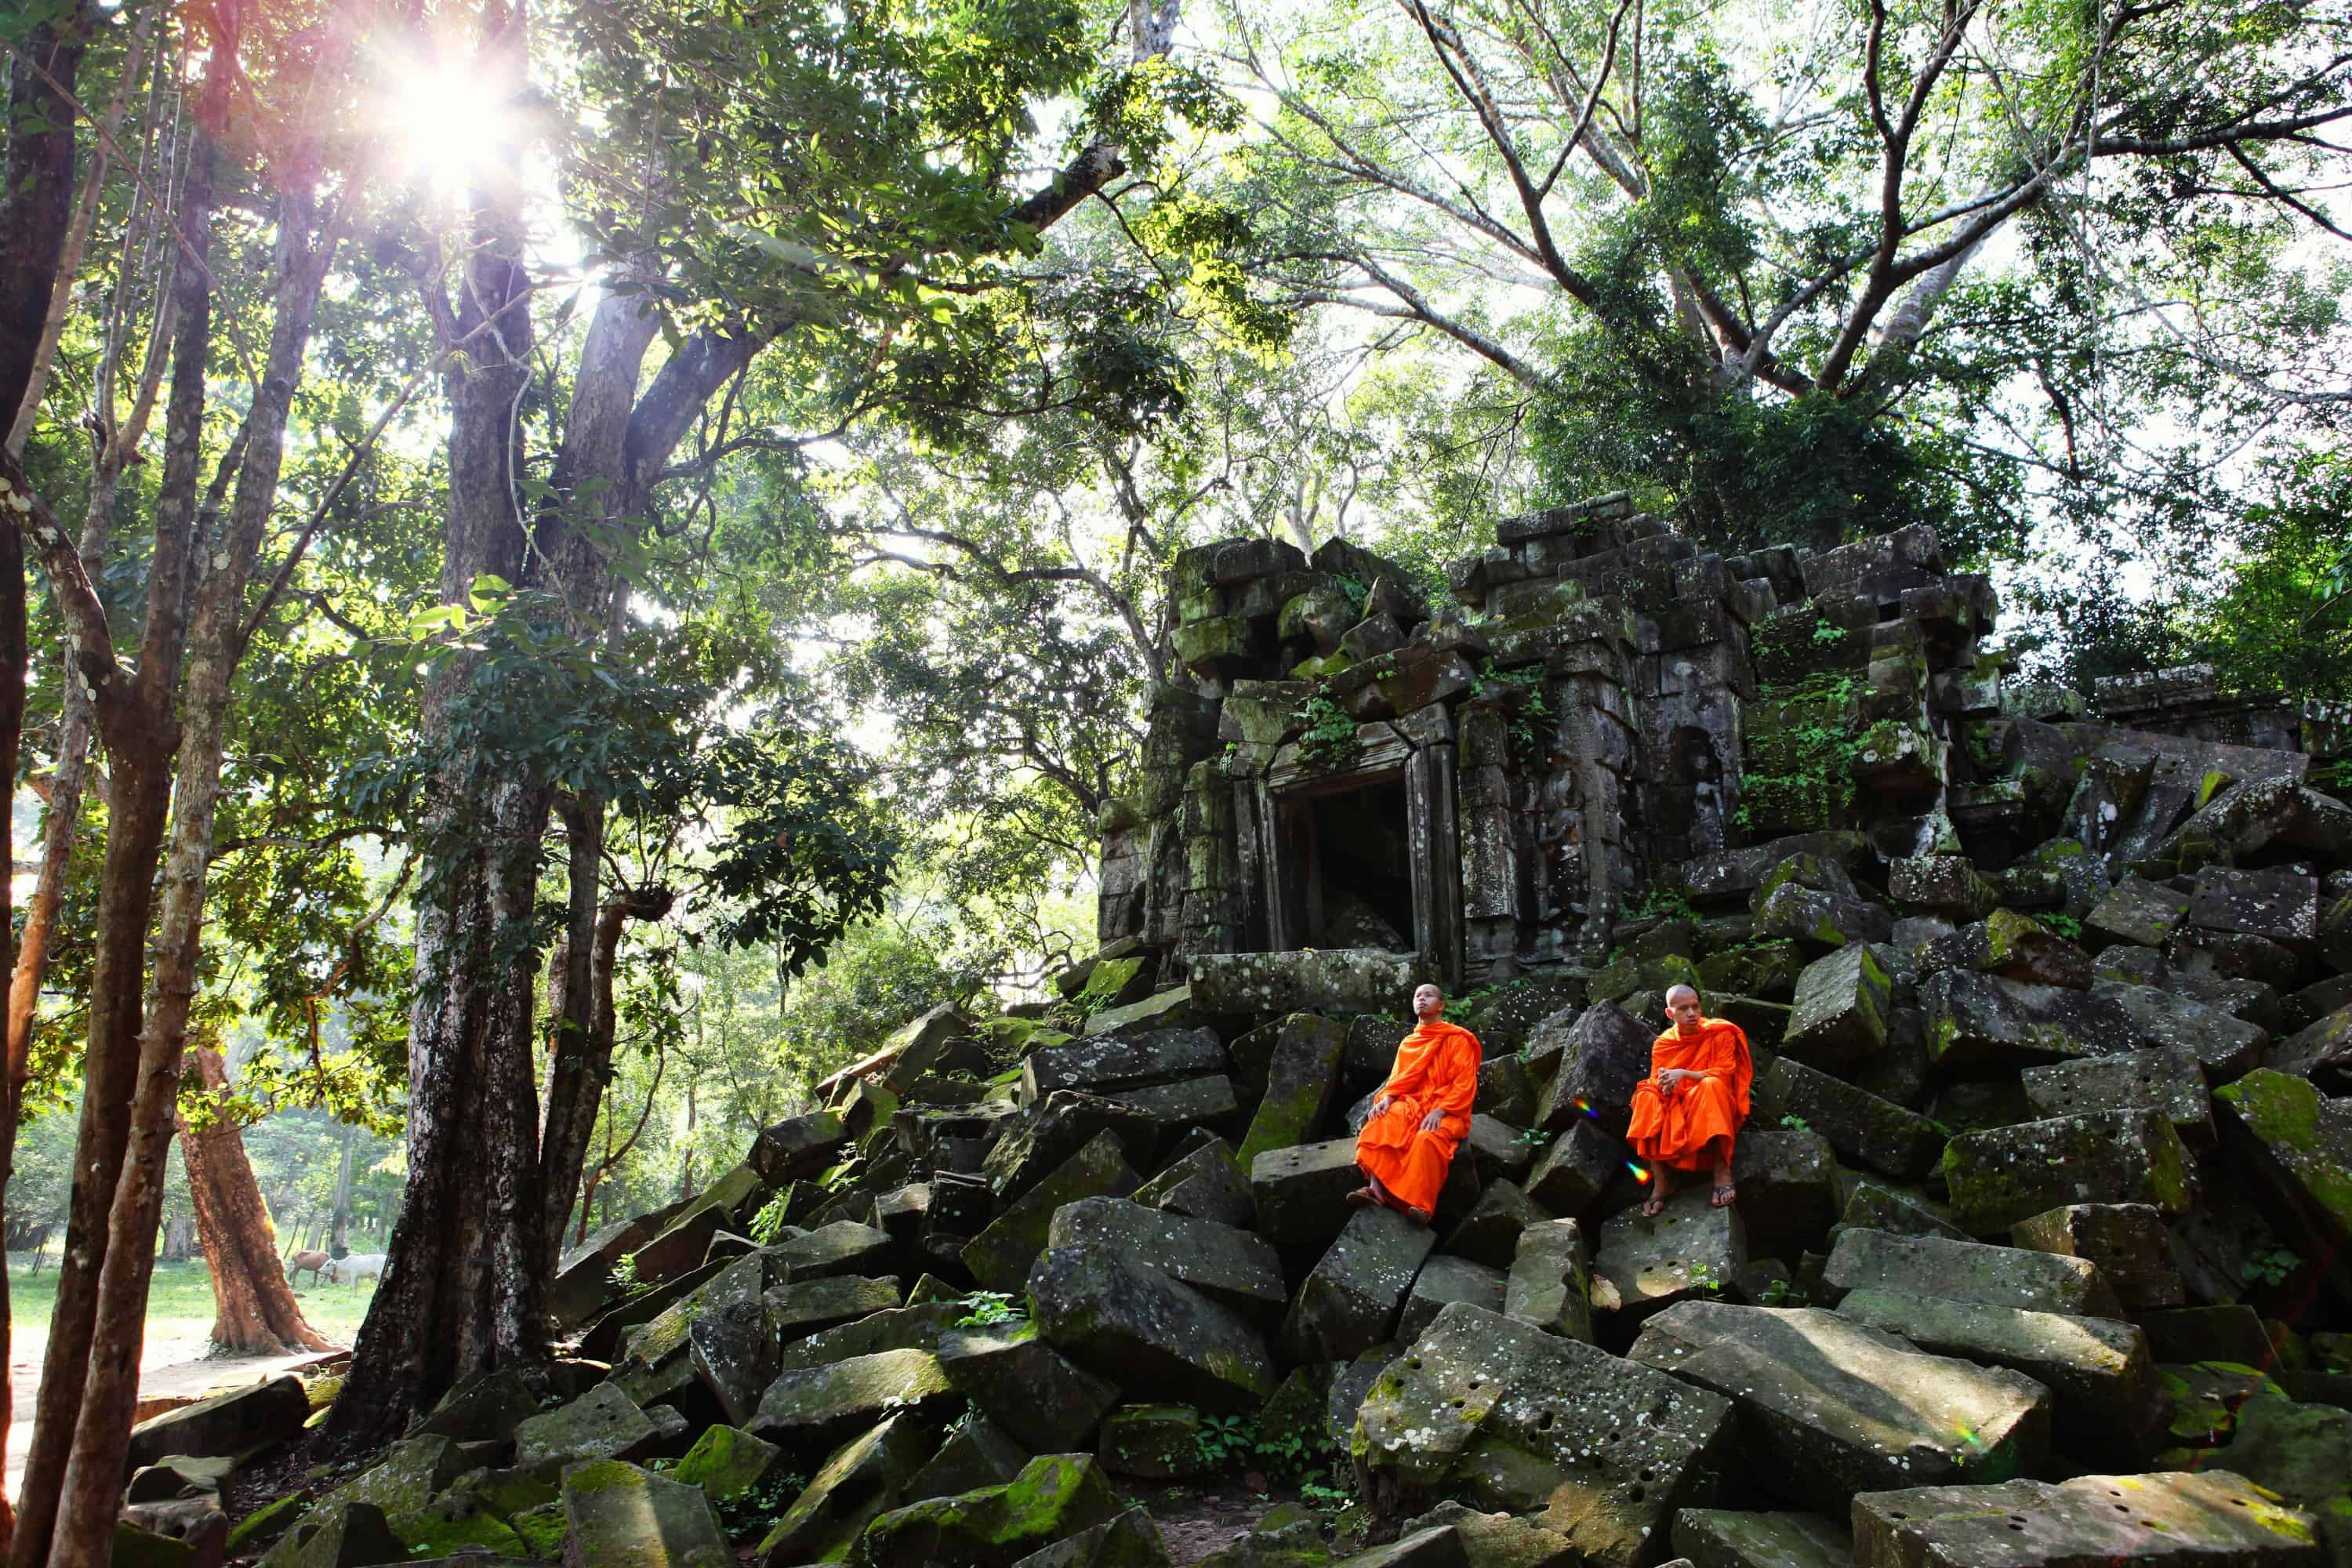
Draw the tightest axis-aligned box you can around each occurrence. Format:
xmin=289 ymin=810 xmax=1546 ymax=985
xmin=129 ymin=506 xmax=2352 ymax=1568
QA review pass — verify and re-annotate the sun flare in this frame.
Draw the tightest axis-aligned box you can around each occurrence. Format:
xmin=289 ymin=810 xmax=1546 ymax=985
xmin=383 ymin=61 xmax=513 ymax=195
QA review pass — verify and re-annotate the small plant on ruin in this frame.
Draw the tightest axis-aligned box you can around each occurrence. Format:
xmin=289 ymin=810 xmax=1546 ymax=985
xmin=1194 ymin=1413 xmax=1260 ymax=1469
xmin=955 ymin=1290 xmax=1025 ymax=1327
xmin=1299 ymin=691 xmax=1359 ymax=767
xmin=749 ymin=1191 xmax=794 ymax=1244
xmin=2042 ymin=912 xmax=2085 ymax=941
xmin=2241 ymin=1248 xmax=2301 ymax=1289
xmin=1757 ymin=1276 xmax=1802 ymax=1307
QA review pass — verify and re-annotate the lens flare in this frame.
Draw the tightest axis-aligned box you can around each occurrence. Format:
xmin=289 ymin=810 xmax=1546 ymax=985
xmin=1626 ymin=1161 xmax=1652 ymax=1182
xmin=1572 ymin=1096 xmax=1600 ymax=1120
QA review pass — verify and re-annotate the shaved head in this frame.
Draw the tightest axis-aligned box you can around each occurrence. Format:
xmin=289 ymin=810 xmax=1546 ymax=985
xmin=1665 ymin=984 xmax=1700 ymax=1004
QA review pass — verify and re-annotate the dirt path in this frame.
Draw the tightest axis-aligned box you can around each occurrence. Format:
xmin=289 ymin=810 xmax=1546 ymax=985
xmin=5 ymin=1323 xmax=348 ymax=1499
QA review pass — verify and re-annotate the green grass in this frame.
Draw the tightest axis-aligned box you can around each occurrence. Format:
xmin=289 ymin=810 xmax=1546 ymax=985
xmin=8 ymin=1257 xmax=376 ymax=1348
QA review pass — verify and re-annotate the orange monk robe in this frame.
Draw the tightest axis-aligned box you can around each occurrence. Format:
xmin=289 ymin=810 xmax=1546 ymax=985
xmin=1625 ymin=1018 xmax=1754 ymax=1171
xmin=1354 ymin=1021 xmax=1482 ymax=1214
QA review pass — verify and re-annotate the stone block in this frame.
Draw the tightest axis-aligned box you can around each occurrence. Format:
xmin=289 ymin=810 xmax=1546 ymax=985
xmin=1890 ymin=855 xmax=2001 ymax=920
xmin=1834 ymin=1287 xmax=2158 ymax=1461
xmin=1942 ymin=1110 xmax=2197 ymax=1233
xmin=2086 ymin=877 xmax=2194 ymax=950
xmin=1533 ymin=1001 xmax=1657 ymax=1135
xmin=560 ymin=1461 xmax=728 ymax=1568
xmin=1525 ymin=1120 xmax=1628 ymax=1214
xmin=856 ymin=1454 xmax=1123 ymax=1568
xmin=2213 ymin=1069 xmax=2352 ymax=1303
xmin=1592 ymin=1188 xmax=1747 ymax=1325
xmin=673 ymin=1424 xmax=781 ymax=1501
xmin=776 ymin=1302 xmax=964 ymax=1373
xmin=1187 ymin=950 xmax=1435 ymax=1016
xmin=1236 ymin=1014 xmax=1348 ymax=1169
xmin=1753 ymin=1057 xmax=1941 ymax=1178
xmin=751 ymin=1348 xmax=957 ymax=1456
xmin=938 ymin=1323 xmax=1121 ymax=1453
xmin=1440 ymin=1178 xmax=1549 ymax=1270
xmin=1045 ymin=1196 xmax=1286 ymax=1317
xmin=963 ymin=1133 xmax=1141 ymax=1294
xmin=2092 ymin=980 xmax=2270 ymax=1082
xmin=1132 ymin=1138 xmax=1256 ymax=1229
xmin=1250 ymin=1138 xmax=1365 ymax=1249
xmin=2023 ymin=1047 xmax=2213 ymax=1148
xmin=1029 ymin=1243 xmax=1276 ymax=1414
xmin=764 ymin=1275 xmax=901 ymax=1341
xmin=756 ymin=1413 xmax=939 ymax=1565
xmin=1671 ymin=1510 xmax=1853 ymax=1568
xmin=1849 ymin=1470 xmax=2321 ymax=1567
xmin=1022 ymin=1029 xmax=1227 ymax=1105
xmin=691 ymin=1299 xmax=777 ymax=1427
xmin=909 ymin=1414 xmax=1031 ymax=1500
xmin=2009 ymin=1203 xmax=2184 ymax=1312
xmin=125 ymin=1377 xmax=308 ymax=1471
xmin=1397 ymin=1502 xmax=1579 ymax=1567
xmin=1921 ymin=909 xmax=2094 ymax=989
xmin=1083 ymin=986 xmax=1197 ymax=1038
xmin=1922 ymin=970 xmax=2135 ymax=1070
xmin=1096 ymin=1405 xmax=1205 ymax=1480
xmin=1823 ymin=1228 xmax=2122 ymax=1316
xmin=750 ymin=1110 xmax=853 ymax=1185
xmin=1780 ymin=944 xmax=1892 ymax=1068
xmin=1628 ymin=1301 xmax=2051 ymax=1509
xmin=1504 ymin=1219 xmax=1593 ymax=1341
xmin=1008 ymin=1507 xmax=1172 ymax=1568
xmin=1354 ymin=1303 xmax=1735 ymax=1568
xmin=1730 ymin=1130 xmax=1838 ymax=1260
xmin=1398 ymin=1254 xmax=1508 ymax=1343
xmin=768 ymin=1220 xmax=895 ymax=1281
xmin=1835 ymin=1176 xmax=1970 ymax=1241
xmin=1286 ymin=1205 xmax=1439 ymax=1362
xmin=2190 ymin=866 xmax=2320 ymax=950
xmin=514 ymin=1384 xmax=666 ymax=1471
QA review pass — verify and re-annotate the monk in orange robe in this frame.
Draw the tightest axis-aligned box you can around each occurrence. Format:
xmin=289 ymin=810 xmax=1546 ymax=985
xmin=1349 ymin=983 xmax=1481 ymax=1225
xmin=1627 ymin=984 xmax=1752 ymax=1215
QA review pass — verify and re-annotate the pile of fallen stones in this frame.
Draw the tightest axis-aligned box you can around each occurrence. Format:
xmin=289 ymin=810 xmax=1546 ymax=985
xmin=125 ymin=810 xmax=2352 ymax=1567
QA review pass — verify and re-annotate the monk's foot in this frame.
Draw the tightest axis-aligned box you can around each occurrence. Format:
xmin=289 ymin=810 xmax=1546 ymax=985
xmin=1406 ymin=1205 xmax=1434 ymax=1227
xmin=1641 ymin=1186 xmax=1669 ymax=1218
xmin=1711 ymin=1182 xmax=1737 ymax=1208
xmin=1346 ymin=1187 xmax=1380 ymax=1207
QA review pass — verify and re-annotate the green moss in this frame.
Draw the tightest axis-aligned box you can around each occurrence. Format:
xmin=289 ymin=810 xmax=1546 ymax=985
xmin=510 ymin=1500 xmax=565 ymax=1559
xmin=227 ymin=1494 xmax=304 ymax=1554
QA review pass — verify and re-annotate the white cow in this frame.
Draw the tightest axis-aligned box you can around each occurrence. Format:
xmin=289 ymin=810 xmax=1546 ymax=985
xmin=327 ymin=1252 xmax=386 ymax=1287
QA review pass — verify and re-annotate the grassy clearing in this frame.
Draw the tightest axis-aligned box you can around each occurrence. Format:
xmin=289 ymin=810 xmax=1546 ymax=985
xmin=7 ymin=1257 xmax=376 ymax=1348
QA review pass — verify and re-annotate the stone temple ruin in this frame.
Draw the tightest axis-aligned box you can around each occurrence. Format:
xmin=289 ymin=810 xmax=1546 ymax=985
xmin=1099 ymin=496 xmax=2350 ymax=986
xmin=143 ymin=504 xmax=2352 ymax=1568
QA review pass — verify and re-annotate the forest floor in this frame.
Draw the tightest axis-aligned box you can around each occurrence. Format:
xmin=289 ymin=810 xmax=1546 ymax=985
xmin=5 ymin=1258 xmax=372 ymax=1495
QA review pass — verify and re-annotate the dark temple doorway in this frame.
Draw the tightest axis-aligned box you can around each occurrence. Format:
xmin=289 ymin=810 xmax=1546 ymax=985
xmin=1298 ymin=776 xmax=1417 ymax=951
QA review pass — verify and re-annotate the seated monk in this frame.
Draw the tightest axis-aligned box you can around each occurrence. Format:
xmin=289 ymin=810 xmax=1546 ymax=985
xmin=1627 ymin=983 xmax=1753 ymax=1216
xmin=1348 ymin=982 xmax=1481 ymax=1225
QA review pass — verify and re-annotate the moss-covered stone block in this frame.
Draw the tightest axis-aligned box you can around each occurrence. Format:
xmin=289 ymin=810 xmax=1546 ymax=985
xmin=1096 ymin=1404 xmax=1206 ymax=1480
xmin=670 ymin=1424 xmax=781 ymax=1501
xmin=1942 ymin=1109 xmax=2197 ymax=1234
xmin=854 ymin=1454 xmax=1123 ymax=1568
xmin=561 ymin=1460 xmax=730 ymax=1568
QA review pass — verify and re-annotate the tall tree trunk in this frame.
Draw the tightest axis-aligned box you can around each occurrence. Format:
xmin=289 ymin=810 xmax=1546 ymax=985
xmin=0 ymin=9 xmax=93 ymax=1555
xmin=7 ymin=101 xmax=213 ymax=1568
xmin=180 ymin=1050 xmax=334 ymax=1354
xmin=329 ymin=2 xmax=551 ymax=1444
xmin=46 ymin=159 xmax=340 ymax=1566
xmin=539 ymin=852 xmax=670 ymax=1265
